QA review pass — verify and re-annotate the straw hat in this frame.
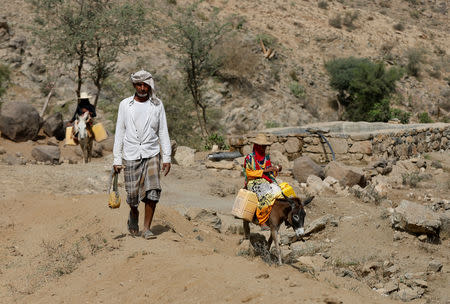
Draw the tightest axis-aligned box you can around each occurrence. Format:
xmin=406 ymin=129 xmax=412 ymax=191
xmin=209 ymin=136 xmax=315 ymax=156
xmin=78 ymin=92 xmax=92 ymax=100
xmin=250 ymin=134 xmax=271 ymax=146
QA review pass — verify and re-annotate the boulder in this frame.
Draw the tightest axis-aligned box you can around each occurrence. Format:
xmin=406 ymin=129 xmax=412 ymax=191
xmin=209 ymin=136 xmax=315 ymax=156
xmin=205 ymin=160 xmax=234 ymax=170
xmin=100 ymin=136 xmax=114 ymax=152
xmin=391 ymin=200 xmax=441 ymax=236
xmin=185 ymin=208 xmax=221 ymax=231
xmin=439 ymin=211 xmax=450 ymax=240
xmin=269 ymin=150 xmax=292 ymax=171
xmin=91 ymin=141 xmax=103 ymax=158
xmin=173 ymin=146 xmax=195 ymax=167
xmin=307 ymin=175 xmax=326 ymax=195
xmin=304 ymin=215 xmax=336 ymax=236
xmin=284 ymin=137 xmax=300 ymax=153
xmin=31 ymin=145 xmax=60 ymax=164
xmin=42 ymin=112 xmax=65 ymax=140
xmin=324 ymin=161 xmax=366 ymax=187
xmin=427 ymin=260 xmax=443 ymax=272
xmin=0 ymin=101 xmax=40 ymax=142
xmin=292 ymin=156 xmax=324 ymax=183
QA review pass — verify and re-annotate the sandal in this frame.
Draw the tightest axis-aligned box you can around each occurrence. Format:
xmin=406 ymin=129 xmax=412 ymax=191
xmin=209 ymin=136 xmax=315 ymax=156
xmin=127 ymin=210 xmax=139 ymax=236
xmin=142 ymin=229 xmax=156 ymax=240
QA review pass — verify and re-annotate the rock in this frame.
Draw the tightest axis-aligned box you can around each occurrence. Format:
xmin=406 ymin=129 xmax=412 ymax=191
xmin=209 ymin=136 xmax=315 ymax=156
xmin=292 ymin=156 xmax=324 ymax=183
xmin=205 ymin=160 xmax=234 ymax=170
xmin=362 ymin=261 xmax=380 ymax=275
xmin=269 ymin=142 xmax=285 ymax=154
xmin=383 ymin=281 xmax=399 ymax=294
xmin=324 ymin=161 xmax=366 ymax=187
xmin=415 ymin=159 xmax=426 ymax=169
xmin=397 ymin=287 xmax=421 ymax=301
xmin=0 ymin=146 xmax=6 ymax=154
xmin=391 ymin=200 xmax=441 ymax=235
xmin=185 ymin=208 xmax=221 ymax=231
xmin=427 ymin=260 xmax=442 ymax=272
xmin=47 ymin=137 xmax=59 ymax=146
xmin=0 ymin=101 xmax=40 ymax=142
xmin=304 ymin=215 xmax=335 ymax=235
xmin=91 ymin=141 xmax=103 ymax=158
xmin=290 ymin=240 xmax=324 ymax=257
xmin=412 ymin=279 xmax=428 ymax=288
xmin=307 ymin=175 xmax=326 ymax=195
xmin=269 ymin=150 xmax=292 ymax=171
xmin=42 ymin=112 xmax=65 ymax=140
xmin=236 ymin=240 xmax=255 ymax=256
xmin=417 ymin=234 xmax=427 ymax=242
xmin=100 ymin=136 xmax=114 ymax=152
xmin=293 ymin=255 xmax=326 ymax=272
xmin=284 ymin=137 xmax=300 ymax=153
xmin=173 ymin=146 xmax=196 ymax=167
xmin=31 ymin=145 xmax=60 ymax=164
xmin=440 ymin=211 xmax=450 ymax=240
xmin=383 ymin=265 xmax=400 ymax=277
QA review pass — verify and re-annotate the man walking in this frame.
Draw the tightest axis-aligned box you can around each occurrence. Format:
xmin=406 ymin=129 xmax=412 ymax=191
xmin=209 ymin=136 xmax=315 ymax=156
xmin=113 ymin=70 xmax=171 ymax=239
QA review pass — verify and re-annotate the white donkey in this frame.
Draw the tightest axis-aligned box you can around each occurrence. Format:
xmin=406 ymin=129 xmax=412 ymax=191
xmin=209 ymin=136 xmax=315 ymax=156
xmin=74 ymin=112 xmax=94 ymax=163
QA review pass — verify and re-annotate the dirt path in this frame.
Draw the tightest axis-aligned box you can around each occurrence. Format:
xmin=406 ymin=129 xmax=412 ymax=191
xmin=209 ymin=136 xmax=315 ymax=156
xmin=0 ymin=141 xmax=449 ymax=303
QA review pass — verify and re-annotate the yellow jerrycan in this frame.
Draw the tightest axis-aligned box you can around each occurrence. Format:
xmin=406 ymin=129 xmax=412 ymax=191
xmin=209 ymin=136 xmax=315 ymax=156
xmin=92 ymin=123 xmax=108 ymax=142
xmin=65 ymin=126 xmax=77 ymax=146
xmin=279 ymin=182 xmax=296 ymax=198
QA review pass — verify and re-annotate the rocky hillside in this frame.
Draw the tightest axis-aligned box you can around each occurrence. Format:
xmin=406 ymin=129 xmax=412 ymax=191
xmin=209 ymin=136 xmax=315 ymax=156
xmin=0 ymin=0 xmax=449 ymax=137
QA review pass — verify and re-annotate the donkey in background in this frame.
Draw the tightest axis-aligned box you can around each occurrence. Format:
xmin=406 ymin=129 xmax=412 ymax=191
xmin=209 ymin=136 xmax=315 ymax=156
xmin=74 ymin=112 xmax=94 ymax=163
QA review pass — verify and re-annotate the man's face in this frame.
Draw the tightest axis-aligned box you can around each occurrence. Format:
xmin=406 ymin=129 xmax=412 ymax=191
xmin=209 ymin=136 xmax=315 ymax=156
xmin=134 ymin=82 xmax=151 ymax=97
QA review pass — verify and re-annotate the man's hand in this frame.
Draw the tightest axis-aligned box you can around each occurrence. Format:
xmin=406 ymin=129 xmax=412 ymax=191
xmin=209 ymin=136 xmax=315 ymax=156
xmin=113 ymin=165 xmax=123 ymax=173
xmin=162 ymin=163 xmax=171 ymax=176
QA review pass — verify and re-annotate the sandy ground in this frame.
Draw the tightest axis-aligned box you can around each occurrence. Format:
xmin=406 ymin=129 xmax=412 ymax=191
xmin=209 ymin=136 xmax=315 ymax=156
xmin=0 ymin=138 xmax=449 ymax=304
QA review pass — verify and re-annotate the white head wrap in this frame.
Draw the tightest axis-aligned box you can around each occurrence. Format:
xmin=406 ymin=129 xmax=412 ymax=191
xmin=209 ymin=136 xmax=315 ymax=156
xmin=130 ymin=70 xmax=158 ymax=101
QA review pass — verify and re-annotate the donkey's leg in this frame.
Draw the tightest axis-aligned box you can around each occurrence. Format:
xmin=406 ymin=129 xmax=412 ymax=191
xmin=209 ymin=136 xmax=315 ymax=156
xmin=271 ymin=227 xmax=282 ymax=265
xmin=243 ymin=220 xmax=250 ymax=240
xmin=87 ymin=138 xmax=93 ymax=163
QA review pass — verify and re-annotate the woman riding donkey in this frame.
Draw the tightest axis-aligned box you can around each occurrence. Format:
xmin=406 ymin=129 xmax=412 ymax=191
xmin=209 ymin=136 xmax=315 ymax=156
xmin=68 ymin=92 xmax=97 ymax=144
xmin=243 ymin=133 xmax=284 ymax=229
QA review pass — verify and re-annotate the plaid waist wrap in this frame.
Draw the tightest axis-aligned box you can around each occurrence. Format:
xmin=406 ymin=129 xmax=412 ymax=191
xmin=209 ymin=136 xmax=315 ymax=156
xmin=123 ymin=155 xmax=161 ymax=207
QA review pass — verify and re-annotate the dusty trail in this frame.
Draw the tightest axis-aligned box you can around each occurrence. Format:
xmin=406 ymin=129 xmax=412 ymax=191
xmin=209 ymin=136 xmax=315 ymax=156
xmin=1 ymin=191 xmax=398 ymax=304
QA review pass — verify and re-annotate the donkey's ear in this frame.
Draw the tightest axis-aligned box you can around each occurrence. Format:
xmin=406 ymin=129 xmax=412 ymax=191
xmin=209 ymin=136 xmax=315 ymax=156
xmin=302 ymin=196 xmax=314 ymax=207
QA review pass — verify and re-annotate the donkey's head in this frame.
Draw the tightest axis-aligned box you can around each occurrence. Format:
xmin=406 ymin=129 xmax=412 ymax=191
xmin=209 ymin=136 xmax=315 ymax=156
xmin=285 ymin=196 xmax=314 ymax=237
xmin=75 ymin=112 xmax=90 ymax=140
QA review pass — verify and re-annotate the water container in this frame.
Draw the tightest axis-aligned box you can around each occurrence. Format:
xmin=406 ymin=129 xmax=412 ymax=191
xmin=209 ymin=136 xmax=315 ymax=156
xmin=279 ymin=182 xmax=296 ymax=198
xmin=92 ymin=123 xmax=108 ymax=142
xmin=65 ymin=127 xmax=76 ymax=146
xmin=231 ymin=189 xmax=258 ymax=221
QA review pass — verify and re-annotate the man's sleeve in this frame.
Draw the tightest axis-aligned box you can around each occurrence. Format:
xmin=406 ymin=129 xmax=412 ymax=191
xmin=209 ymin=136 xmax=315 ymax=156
xmin=113 ymin=102 xmax=125 ymax=166
xmin=158 ymin=102 xmax=171 ymax=163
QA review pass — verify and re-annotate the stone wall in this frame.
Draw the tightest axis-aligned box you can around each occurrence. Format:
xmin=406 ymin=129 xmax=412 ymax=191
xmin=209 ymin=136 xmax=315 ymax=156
xmin=228 ymin=122 xmax=450 ymax=164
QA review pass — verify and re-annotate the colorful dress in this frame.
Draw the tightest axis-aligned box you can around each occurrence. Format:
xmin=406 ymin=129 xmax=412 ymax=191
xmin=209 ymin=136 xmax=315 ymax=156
xmin=244 ymin=152 xmax=283 ymax=225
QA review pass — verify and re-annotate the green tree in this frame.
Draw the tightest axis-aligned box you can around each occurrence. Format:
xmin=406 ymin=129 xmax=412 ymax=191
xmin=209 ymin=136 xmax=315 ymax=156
xmin=29 ymin=0 xmax=145 ymax=105
xmin=325 ymin=57 xmax=403 ymax=122
xmin=156 ymin=2 xmax=231 ymax=138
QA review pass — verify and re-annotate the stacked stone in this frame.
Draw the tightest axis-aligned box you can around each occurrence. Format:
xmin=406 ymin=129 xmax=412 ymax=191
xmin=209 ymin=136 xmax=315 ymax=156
xmin=229 ymin=124 xmax=450 ymax=164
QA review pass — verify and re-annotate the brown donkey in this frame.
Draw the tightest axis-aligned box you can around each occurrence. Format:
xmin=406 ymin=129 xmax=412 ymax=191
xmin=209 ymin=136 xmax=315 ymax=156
xmin=243 ymin=196 xmax=314 ymax=265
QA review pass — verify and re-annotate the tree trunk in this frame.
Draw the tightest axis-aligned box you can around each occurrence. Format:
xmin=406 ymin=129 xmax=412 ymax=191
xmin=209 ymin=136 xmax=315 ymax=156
xmin=75 ymin=42 xmax=85 ymax=99
xmin=40 ymin=86 xmax=55 ymax=117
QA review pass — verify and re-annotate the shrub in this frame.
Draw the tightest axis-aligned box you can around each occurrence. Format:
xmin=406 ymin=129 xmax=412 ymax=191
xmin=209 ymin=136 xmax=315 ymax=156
xmin=256 ymin=33 xmax=278 ymax=49
xmin=418 ymin=112 xmax=433 ymax=123
xmin=265 ymin=121 xmax=280 ymax=128
xmin=318 ymin=1 xmax=329 ymax=9
xmin=204 ymin=133 xmax=228 ymax=150
xmin=329 ymin=15 xmax=342 ymax=28
xmin=406 ymin=48 xmax=426 ymax=77
xmin=325 ymin=57 xmax=403 ymax=122
xmin=343 ymin=11 xmax=358 ymax=30
xmin=390 ymin=108 xmax=411 ymax=123
xmin=393 ymin=23 xmax=405 ymax=31
xmin=402 ymin=172 xmax=431 ymax=188
xmin=0 ymin=64 xmax=10 ymax=100
xmin=289 ymin=81 xmax=305 ymax=98
xmin=289 ymin=69 xmax=298 ymax=81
